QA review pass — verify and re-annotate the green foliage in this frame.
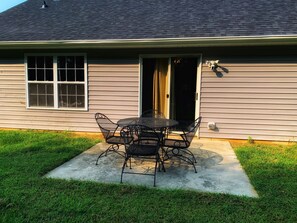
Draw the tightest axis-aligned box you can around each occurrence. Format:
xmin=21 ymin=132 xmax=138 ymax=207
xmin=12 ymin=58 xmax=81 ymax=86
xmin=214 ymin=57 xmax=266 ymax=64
xmin=247 ymin=136 xmax=254 ymax=144
xmin=0 ymin=130 xmax=296 ymax=222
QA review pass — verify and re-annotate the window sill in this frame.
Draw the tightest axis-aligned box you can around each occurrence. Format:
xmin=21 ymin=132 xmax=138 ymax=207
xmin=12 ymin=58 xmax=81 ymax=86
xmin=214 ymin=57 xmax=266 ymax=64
xmin=26 ymin=107 xmax=88 ymax=112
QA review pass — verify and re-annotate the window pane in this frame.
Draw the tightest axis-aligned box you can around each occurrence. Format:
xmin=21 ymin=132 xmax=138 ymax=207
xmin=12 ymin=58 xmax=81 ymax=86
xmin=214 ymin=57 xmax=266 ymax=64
xmin=58 ymin=84 xmax=85 ymax=108
xmin=38 ymin=95 xmax=46 ymax=107
xmin=47 ymin=84 xmax=53 ymax=94
xmin=38 ymin=84 xmax=46 ymax=94
xmin=58 ymin=69 xmax=66 ymax=81
xmin=68 ymin=96 xmax=77 ymax=108
xmin=67 ymin=70 xmax=75 ymax=81
xmin=57 ymin=56 xmax=66 ymax=68
xmin=59 ymin=96 xmax=68 ymax=107
xmin=28 ymin=83 xmax=54 ymax=107
xmin=46 ymin=69 xmax=53 ymax=81
xmin=36 ymin=56 xmax=44 ymax=68
xmin=68 ymin=84 xmax=76 ymax=95
xmin=28 ymin=69 xmax=36 ymax=81
xmin=77 ymin=96 xmax=85 ymax=108
xmin=45 ymin=56 xmax=53 ymax=68
xmin=27 ymin=57 xmax=35 ymax=68
xmin=29 ymin=84 xmax=37 ymax=94
xmin=58 ymin=84 xmax=67 ymax=95
xmin=76 ymin=56 xmax=84 ymax=68
xmin=29 ymin=95 xmax=37 ymax=106
xmin=77 ymin=85 xmax=84 ymax=96
xmin=37 ymin=69 xmax=45 ymax=81
xmin=66 ymin=56 xmax=75 ymax=68
xmin=76 ymin=70 xmax=84 ymax=81
xmin=47 ymin=95 xmax=54 ymax=107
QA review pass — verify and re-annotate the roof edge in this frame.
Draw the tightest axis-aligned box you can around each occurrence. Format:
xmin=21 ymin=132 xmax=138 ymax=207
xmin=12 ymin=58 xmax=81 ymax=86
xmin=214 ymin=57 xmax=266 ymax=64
xmin=1 ymin=35 xmax=297 ymax=49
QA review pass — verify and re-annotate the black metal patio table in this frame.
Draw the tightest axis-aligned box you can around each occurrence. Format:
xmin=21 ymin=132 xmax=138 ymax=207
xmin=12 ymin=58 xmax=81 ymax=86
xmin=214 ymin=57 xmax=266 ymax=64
xmin=117 ymin=117 xmax=178 ymax=161
xmin=117 ymin=117 xmax=178 ymax=130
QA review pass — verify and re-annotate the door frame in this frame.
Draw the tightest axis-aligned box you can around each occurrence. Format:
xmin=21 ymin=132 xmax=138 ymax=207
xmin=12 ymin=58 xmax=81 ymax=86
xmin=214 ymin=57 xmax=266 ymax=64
xmin=139 ymin=54 xmax=202 ymax=135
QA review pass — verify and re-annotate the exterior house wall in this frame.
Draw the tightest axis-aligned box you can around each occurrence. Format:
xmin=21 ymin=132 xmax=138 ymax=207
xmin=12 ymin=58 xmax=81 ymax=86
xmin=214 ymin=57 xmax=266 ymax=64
xmin=0 ymin=57 xmax=139 ymax=132
xmin=1 ymin=48 xmax=297 ymax=141
xmin=200 ymin=59 xmax=297 ymax=141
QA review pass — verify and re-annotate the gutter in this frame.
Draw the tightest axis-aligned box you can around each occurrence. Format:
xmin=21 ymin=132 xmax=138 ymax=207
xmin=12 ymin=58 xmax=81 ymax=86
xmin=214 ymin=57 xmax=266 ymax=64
xmin=1 ymin=35 xmax=297 ymax=49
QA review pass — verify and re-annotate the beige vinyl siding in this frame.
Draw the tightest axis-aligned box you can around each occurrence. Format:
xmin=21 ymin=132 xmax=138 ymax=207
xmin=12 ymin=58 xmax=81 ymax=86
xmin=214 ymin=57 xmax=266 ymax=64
xmin=88 ymin=59 xmax=139 ymax=121
xmin=200 ymin=60 xmax=297 ymax=141
xmin=0 ymin=58 xmax=139 ymax=132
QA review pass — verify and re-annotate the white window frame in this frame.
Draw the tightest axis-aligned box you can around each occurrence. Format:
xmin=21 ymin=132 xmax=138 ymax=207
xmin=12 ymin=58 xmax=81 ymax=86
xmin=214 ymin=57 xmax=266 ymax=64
xmin=25 ymin=53 xmax=88 ymax=111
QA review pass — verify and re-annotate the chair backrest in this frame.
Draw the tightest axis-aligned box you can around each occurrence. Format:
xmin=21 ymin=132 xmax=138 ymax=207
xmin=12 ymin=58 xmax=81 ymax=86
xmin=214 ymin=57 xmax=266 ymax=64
xmin=94 ymin=113 xmax=118 ymax=140
xmin=141 ymin=109 xmax=165 ymax=118
xmin=181 ymin=117 xmax=202 ymax=147
xmin=120 ymin=124 xmax=160 ymax=154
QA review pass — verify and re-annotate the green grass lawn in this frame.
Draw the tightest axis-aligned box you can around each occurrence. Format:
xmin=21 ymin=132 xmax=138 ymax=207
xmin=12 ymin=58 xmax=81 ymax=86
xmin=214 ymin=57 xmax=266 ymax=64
xmin=0 ymin=130 xmax=296 ymax=223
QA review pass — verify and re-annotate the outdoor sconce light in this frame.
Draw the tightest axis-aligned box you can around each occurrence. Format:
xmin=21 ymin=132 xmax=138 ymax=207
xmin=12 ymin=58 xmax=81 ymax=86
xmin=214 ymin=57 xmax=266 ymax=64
xmin=206 ymin=60 xmax=220 ymax=72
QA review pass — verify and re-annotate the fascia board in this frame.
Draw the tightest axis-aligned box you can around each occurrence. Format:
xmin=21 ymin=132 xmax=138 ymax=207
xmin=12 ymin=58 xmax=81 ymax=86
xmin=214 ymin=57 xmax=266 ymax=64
xmin=0 ymin=35 xmax=297 ymax=49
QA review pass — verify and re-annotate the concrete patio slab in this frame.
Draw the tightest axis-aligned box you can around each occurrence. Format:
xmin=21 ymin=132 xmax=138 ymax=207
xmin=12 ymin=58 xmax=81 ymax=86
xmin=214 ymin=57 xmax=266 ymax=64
xmin=45 ymin=139 xmax=258 ymax=197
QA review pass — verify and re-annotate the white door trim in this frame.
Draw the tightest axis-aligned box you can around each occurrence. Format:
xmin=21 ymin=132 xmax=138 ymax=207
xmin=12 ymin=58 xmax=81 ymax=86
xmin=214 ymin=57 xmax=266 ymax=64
xmin=195 ymin=55 xmax=203 ymax=137
xmin=138 ymin=57 xmax=143 ymax=116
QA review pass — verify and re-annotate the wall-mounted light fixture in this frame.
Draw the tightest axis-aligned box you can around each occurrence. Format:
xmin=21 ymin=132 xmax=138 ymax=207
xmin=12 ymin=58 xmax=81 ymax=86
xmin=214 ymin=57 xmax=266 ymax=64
xmin=205 ymin=60 xmax=219 ymax=72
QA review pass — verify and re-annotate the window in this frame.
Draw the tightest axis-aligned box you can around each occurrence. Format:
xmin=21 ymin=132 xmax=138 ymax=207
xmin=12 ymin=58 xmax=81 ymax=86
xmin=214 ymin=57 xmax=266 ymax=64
xmin=26 ymin=55 xmax=87 ymax=110
xmin=27 ymin=56 xmax=54 ymax=107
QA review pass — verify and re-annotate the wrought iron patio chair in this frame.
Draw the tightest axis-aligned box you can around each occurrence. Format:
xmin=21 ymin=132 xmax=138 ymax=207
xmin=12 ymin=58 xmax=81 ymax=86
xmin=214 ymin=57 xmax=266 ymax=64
xmin=120 ymin=124 xmax=165 ymax=187
xmin=94 ymin=113 xmax=127 ymax=165
xmin=141 ymin=109 xmax=167 ymax=138
xmin=163 ymin=117 xmax=202 ymax=173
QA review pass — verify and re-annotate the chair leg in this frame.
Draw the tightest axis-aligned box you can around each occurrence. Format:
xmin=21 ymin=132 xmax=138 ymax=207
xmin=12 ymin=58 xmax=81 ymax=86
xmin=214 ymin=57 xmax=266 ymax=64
xmin=164 ymin=147 xmax=197 ymax=173
xmin=160 ymin=147 xmax=166 ymax=159
xmin=95 ymin=144 xmax=113 ymax=165
xmin=153 ymin=156 xmax=158 ymax=187
xmin=183 ymin=149 xmax=197 ymax=163
xmin=120 ymin=155 xmax=162 ymax=187
xmin=120 ymin=157 xmax=129 ymax=184
xmin=157 ymin=153 xmax=166 ymax=172
xmin=193 ymin=163 xmax=197 ymax=173
xmin=162 ymin=159 xmax=166 ymax=172
xmin=95 ymin=144 xmax=125 ymax=165
xmin=177 ymin=149 xmax=197 ymax=173
xmin=129 ymin=157 xmax=132 ymax=169
xmin=162 ymin=147 xmax=171 ymax=161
